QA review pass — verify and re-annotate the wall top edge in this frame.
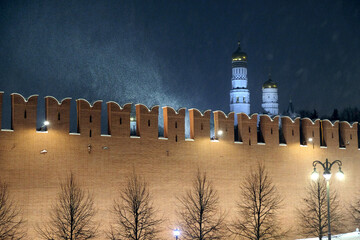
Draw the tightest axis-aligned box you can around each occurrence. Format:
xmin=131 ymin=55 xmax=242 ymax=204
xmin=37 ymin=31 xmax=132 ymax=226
xmin=135 ymin=104 xmax=159 ymax=112
xmin=189 ymin=108 xmax=212 ymax=116
xmin=213 ymin=110 xmax=234 ymax=119
xmin=281 ymin=116 xmax=301 ymax=123
xmin=1 ymin=129 xmax=14 ymax=132
xmin=162 ymin=106 xmax=186 ymax=115
xmin=1 ymin=91 xmax=360 ymax=126
xmin=36 ymin=131 xmax=48 ymax=133
xmin=76 ymin=98 xmax=103 ymax=107
xmin=45 ymin=96 xmax=72 ymax=105
xmin=11 ymin=93 xmax=39 ymax=102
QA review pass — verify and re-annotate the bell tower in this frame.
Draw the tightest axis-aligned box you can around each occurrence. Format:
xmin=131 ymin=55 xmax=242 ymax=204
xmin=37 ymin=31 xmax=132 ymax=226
xmin=230 ymin=41 xmax=250 ymax=125
xmin=261 ymin=74 xmax=279 ymax=116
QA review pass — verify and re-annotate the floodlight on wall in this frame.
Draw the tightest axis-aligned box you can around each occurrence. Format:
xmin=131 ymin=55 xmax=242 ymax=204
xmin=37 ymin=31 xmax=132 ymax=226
xmin=217 ymin=130 xmax=223 ymax=136
xmin=44 ymin=121 xmax=50 ymax=126
xmin=308 ymin=137 xmax=314 ymax=148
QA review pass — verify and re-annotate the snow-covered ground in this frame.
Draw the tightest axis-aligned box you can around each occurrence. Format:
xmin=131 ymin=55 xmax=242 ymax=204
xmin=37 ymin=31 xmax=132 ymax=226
xmin=297 ymin=229 xmax=360 ymax=240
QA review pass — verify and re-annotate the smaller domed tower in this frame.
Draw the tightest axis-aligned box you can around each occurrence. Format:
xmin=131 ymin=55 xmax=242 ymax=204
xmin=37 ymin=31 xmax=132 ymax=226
xmin=261 ymin=74 xmax=278 ymax=116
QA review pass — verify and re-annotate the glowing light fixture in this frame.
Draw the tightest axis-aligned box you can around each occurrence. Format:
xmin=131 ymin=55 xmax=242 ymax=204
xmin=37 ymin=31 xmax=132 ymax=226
xmin=44 ymin=121 xmax=50 ymax=126
xmin=311 ymin=159 xmax=343 ymax=240
xmin=311 ymin=168 xmax=319 ymax=181
xmin=217 ymin=130 xmax=223 ymax=136
xmin=308 ymin=138 xmax=313 ymax=142
xmin=336 ymin=167 xmax=344 ymax=180
xmin=323 ymin=169 xmax=332 ymax=181
xmin=173 ymin=229 xmax=180 ymax=239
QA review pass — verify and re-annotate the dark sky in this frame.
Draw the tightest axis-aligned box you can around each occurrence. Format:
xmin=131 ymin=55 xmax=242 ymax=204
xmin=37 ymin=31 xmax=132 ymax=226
xmin=0 ymin=0 xmax=359 ymax=129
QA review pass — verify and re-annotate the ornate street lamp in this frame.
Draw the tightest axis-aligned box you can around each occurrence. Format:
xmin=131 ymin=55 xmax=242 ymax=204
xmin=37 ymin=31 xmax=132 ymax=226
xmin=311 ymin=158 xmax=344 ymax=240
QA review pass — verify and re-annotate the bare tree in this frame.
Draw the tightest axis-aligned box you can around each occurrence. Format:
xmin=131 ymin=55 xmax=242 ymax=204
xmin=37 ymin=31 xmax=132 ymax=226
xmin=350 ymin=192 xmax=360 ymax=227
xmin=0 ymin=180 xmax=26 ymax=240
xmin=229 ymin=163 xmax=285 ymax=240
xmin=298 ymin=178 xmax=344 ymax=239
xmin=37 ymin=173 xmax=98 ymax=240
xmin=177 ymin=170 xmax=226 ymax=240
xmin=107 ymin=173 xmax=163 ymax=240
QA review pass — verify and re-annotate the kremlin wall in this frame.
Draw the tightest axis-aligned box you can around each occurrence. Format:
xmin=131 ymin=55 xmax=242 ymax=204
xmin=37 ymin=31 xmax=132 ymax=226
xmin=0 ymin=91 xmax=360 ymax=239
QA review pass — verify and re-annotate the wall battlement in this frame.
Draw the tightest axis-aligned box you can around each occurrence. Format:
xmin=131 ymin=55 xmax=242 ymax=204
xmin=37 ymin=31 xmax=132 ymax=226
xmin=1 ymin=92 xmax=359 ymax=150
xmin=1 ymin=91 xmax=360 ymax=239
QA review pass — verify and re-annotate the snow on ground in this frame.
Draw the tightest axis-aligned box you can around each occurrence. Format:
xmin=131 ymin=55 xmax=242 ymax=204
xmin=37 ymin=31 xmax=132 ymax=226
xmin=297 ymin=229 xmax=360 ymax=240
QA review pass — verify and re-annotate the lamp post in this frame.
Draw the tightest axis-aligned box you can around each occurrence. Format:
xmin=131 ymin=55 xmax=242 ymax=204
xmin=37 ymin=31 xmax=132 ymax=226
xmin=311 ymin=159 xmax=344 ymax=240
xmin=173 ymin=229 xmax=180 ymax=240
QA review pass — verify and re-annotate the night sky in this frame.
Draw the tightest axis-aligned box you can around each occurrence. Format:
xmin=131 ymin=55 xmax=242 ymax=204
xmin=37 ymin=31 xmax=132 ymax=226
xmin=0 ymin=0 xmax=359 ymax=130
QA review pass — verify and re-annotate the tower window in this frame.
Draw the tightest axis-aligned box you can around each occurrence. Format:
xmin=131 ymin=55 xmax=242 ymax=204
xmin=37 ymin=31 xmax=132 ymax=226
xmin=249 ymin=127 xmax=251 ymax=133
xmin=148 ymin=120 xmax=151 ymax=127
xmin=332 ymin=132 xmax=334 ymax=138
xmin=312 ymin=131 xmax=314 ymax=137
xmin=271 ymin=128 xmax=273 ymax=135
xmin=350 ymin=134 xmax=353 ymax=140
xmin=236 ymin=97 xmax=239 ymax=103
xmin=89 ymin=130 xmax=92 ymax=137
xmin=89 ymin=115 xmax=92 ymax=123
xmin=292 ymin=129 xmax=294 ymax=136
xmin=175 ymin=135 xmax=178 ymax=142
xmin=201 ymin=123 xmax=203 ymax=130
xmin=58 ymin=112 xmax=61 ymax=121
xmin=175 ymin=121 xmax=178 ymax=128
xmin=120 ymin=118 xmax=122 ymax=125
xmin=24 ymin=110 xmax=27 ymax=119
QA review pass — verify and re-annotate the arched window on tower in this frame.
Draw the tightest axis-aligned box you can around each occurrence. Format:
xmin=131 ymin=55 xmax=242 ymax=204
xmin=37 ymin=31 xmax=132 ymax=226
xmin=236 ymin=97 xmax=239 ymax=103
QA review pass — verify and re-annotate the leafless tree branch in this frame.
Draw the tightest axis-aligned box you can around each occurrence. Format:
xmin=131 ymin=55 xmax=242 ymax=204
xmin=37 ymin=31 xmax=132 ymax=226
xmin=36 ymin=173 xmax=98 ymax=240
xmin=297 ymin=178 xmax=344 ymax=239
xmin=229 ymin=163 xmax=286 ymax=240
xmin=0 ymin=180 xmax=26 ymax=240
xmin=107 ymin=173 xmax=163 ymax=240
xmin=177 ymin=170 xmax=226 ymax=240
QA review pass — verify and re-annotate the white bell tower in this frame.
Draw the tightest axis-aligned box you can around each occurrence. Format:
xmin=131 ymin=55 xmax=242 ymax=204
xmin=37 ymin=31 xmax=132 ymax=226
xmin=261 ymin=74 xmax=279 ymax=116
xmin=230 ymin=42 xmax=250 ymax=125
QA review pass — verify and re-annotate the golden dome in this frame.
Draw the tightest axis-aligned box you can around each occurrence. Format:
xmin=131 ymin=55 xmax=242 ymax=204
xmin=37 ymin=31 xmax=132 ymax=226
xmin=232 ymin=41 xmax=247 ymax=61
xmin=262 ymin=77 xmax=278 ymax=89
